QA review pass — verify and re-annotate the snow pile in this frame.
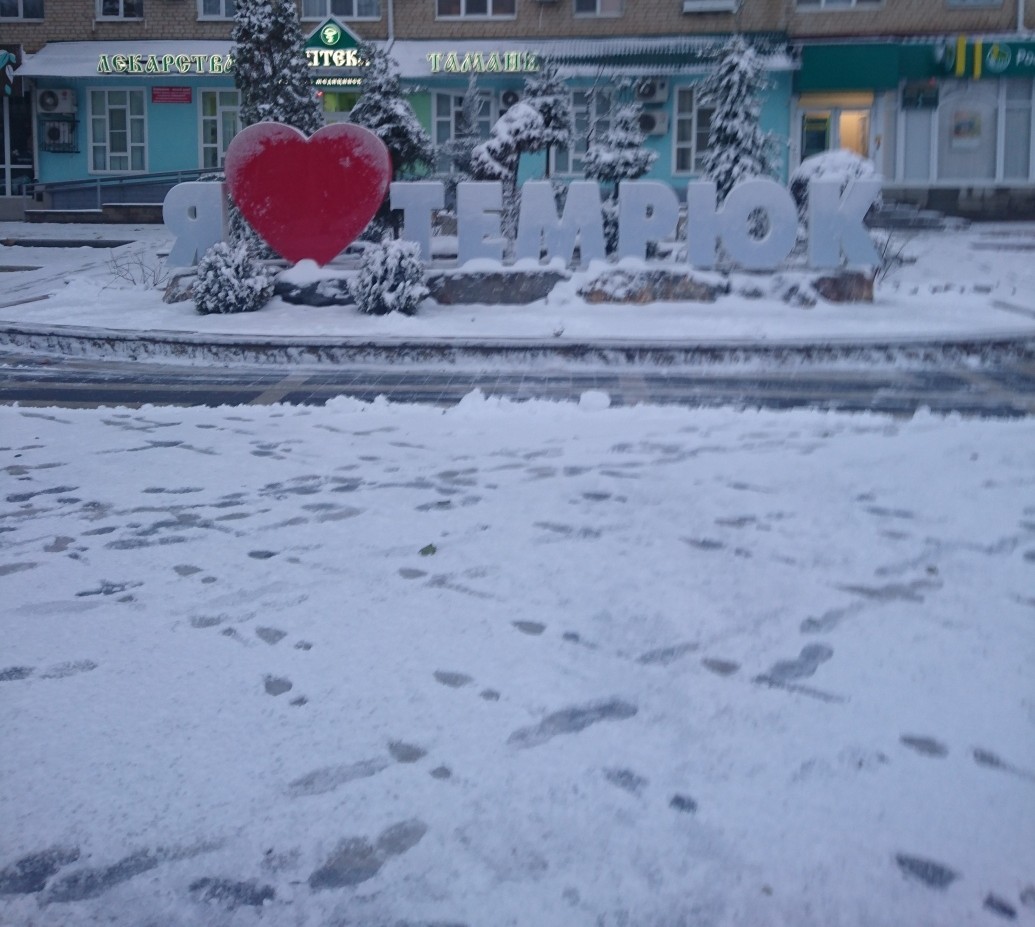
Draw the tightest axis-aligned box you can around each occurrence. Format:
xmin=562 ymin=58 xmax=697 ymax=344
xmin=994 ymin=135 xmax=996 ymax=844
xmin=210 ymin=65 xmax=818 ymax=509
xmin=790 ymin=150 xmax=882 ymax=225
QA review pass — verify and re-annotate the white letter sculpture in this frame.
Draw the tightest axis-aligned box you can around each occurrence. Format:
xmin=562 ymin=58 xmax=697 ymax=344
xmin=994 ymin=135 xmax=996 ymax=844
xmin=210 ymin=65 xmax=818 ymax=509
xmin=457 ymin=181 xmax=505 ymax=265
xmin=515 ymin=181 xmax=606 ymax=266
xmin=163 ymin=182 xmax=227 ymax=267
xmin=390 ymin=181 xmax=444 ymax=261
xmin=808 ymin=179 xmax=883 ymax=269
xmin=618 ymin=181 xmax=679 ymax=261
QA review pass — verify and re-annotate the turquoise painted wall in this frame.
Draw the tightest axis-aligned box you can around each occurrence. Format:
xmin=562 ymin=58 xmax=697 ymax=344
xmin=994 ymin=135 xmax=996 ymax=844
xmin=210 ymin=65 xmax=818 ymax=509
xmin=35 ymin=76 xmax=236 ymax=185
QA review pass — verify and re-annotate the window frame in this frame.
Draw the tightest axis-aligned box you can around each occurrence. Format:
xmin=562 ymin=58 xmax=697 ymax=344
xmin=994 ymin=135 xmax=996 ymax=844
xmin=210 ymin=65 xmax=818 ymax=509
xmin=88 ymin=87 xmax=148 ymax=174
xmin=196 ymin=0 xmax=235 ymax=20
xmin=573 ymin=0 xmax=623 ymax=16
xmin=301 ymin=0 xmax=381 ymax=20
xmin=434 ymin=0 xmax=516 ymax=21
xmin=795 ymin=0 xmax=881 ymax=10
xmin=95 ymin=0 xmax=144 ymax=19
xmin=432 ymin=89 xmax=493 ymax=173
xmin=673 ymin=86 xmax=715 ymax=176
xmin=0 ymin=0 xmax=44 ymax=20
xmin=199 ymin=89 xmax=242 ymax=170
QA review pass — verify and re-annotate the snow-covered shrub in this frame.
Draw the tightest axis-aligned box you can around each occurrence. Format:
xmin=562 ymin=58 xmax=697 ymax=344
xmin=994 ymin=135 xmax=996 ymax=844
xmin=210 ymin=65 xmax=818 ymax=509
xmin=790 ymin=149 xmax=882 ymax=226
xmin=193 ymin=241 xmax=275 ymax=315
xmin=349 ymin=240 xmax=428 ymax=316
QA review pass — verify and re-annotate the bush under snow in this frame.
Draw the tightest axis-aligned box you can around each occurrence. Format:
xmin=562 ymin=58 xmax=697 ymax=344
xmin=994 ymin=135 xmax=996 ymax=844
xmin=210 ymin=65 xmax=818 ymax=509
xmin=790 ymin=149 xmax=882 ymax=225
xmin=349 ymin=240 xmax=428 ymax=316
xmin=193 ymin=242 xmax=275 ymax=315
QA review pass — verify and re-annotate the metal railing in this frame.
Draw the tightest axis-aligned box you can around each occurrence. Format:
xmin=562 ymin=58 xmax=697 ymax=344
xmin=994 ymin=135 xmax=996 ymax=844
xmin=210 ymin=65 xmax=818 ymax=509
xmin=27 ymin=168 xmax=216 ymax=211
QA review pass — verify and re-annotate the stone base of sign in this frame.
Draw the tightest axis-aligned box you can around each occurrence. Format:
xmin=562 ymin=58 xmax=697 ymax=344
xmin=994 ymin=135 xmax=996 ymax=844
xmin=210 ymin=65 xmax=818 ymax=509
xmin=579 ymin=269 xmax=731 ymax=305
xmin=275 ymin=275 xmax=353 ymax=307
xmin=813 ymin=271 xmax=874 ymax=304
xmin=163 ymin=270 xmax=197 ymax=304
xmin=167 ymin=266 xmax=876 ymax=310
xmin=427 ymin=270 xmax=568 ymax=306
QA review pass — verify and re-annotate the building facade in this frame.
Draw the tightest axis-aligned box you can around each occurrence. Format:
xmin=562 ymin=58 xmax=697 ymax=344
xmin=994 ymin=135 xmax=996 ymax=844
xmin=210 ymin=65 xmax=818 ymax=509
xmin=2 ymin=0 xmax=1034 ymax=220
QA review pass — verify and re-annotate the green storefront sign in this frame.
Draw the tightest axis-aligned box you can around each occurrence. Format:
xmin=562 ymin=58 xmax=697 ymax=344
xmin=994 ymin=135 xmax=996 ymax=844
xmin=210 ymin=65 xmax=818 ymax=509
xmin=939 ymin=38 xmax=1035 ymax=78
xmin=797 ymin=39 xmax=1035 ymax=93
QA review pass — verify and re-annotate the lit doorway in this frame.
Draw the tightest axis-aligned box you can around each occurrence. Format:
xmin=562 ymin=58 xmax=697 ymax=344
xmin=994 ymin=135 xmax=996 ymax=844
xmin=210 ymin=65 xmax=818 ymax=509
xmin=796 ymin=93 xmax=874 ymax=164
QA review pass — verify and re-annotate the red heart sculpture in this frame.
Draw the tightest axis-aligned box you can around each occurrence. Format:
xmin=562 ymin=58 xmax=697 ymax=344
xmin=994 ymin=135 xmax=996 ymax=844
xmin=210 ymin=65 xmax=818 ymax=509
xmin=224 ymin=122 xmax=392 ymax=266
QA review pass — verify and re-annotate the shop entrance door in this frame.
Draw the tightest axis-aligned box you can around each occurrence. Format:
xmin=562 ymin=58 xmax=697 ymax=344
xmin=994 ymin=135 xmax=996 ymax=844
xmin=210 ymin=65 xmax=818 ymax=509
xmin=795 ymin=94 xmax=875 ymax=166
xmin=1 ymin=57 xmax=34 ymax=197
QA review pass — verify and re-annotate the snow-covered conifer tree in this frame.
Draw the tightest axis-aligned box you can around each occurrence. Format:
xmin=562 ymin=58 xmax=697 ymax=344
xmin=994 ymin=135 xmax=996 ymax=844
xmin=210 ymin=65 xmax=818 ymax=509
xmin=583 ymin=102 xmax=658 ymax=253
xmin=521 ymin=58 xmax=573 ymax=176
xmin=583 ymin=103 xmax=657 ymax=189
xmin=471 ymin=102 xmax=545 ymax=242
xmin=350 ymin=42 xmax=433 ymax=179
xmin=349 ymin=42 xmax=434 ymax=237
xmin=699 ymin=35 xmax=777 ymax=202
xmin=229 ymin=0 xmax=323 ymax=256
xmin=232 ymin=0 xmax=323 ymax=134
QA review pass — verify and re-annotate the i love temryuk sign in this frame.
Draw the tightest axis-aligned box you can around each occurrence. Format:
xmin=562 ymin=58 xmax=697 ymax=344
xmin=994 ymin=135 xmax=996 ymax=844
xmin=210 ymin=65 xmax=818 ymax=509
xmin=164 ymin=122 xmax=882 ymax=270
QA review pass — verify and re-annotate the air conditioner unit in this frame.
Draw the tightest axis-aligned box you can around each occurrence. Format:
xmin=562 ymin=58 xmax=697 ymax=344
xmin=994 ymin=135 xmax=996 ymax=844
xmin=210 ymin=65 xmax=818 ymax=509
xmin=44 ymin=121 xmax=76 ymax=147
xmin=501 ymin=89 xmax=521 ymax=109
xmin=638 ymin=110 xmax=669 ymax=136
xmin=37 ymin=88 xmax=77 ymax=115
xmin=635 ymin=78 xmax=669 ymax=105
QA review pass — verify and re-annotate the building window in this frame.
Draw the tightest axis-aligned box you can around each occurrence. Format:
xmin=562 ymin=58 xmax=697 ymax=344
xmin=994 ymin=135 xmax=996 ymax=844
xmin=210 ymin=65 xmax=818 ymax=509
xmin=433 ymin=90 xmax=492 ymax=172
xmin=796 ymin=0 xmax=880 ymax=8
xmin=1003 ymin=79 xmax=1033 ymax=180
xmin=574 ymin=0 xmax=622 ymax=13
xmin=0 ymin=0 xmax=44 ymax=19
xmin=96 ymin=0 xmax=144 ymax=17
xmin=896 ymin=78 xmax=1034 ymax=184
xmin=674 ymin=87 xmax=713 ymax=174
xmin=553 ymin=89 xmax=611 ymax=175
xmin=200 ymin=90 xmax=241 ymax=170
xmin=198 ymin=0 xmax=235 ymax=18
xmin=90 ymin=89 xmax=146 ymax=172
xmin=435 ymin=0 xmax=515 ymax=18
xmin=302 ymin=0 xmax=380 ymax=18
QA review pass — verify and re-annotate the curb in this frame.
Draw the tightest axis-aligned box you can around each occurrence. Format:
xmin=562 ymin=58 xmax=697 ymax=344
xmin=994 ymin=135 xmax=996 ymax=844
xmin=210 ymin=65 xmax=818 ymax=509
xmin=3 ymin=321 xmax=1035 ymax=368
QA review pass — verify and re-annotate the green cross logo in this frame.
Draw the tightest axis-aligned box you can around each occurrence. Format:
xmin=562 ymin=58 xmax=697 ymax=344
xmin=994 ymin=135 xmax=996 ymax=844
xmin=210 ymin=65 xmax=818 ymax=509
xmin=321 ymin=24 xmax=341 ymax=46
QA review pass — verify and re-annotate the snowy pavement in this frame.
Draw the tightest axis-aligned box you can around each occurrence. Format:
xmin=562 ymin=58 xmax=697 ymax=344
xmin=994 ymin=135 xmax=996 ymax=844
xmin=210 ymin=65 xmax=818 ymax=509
xmin=2 ymin=396 xmax=1034 ymax=926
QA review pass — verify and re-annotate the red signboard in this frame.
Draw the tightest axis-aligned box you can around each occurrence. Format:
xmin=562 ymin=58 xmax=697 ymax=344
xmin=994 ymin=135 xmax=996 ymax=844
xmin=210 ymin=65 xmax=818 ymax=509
xmin=152 ymin=87 xmax=192 ymax=104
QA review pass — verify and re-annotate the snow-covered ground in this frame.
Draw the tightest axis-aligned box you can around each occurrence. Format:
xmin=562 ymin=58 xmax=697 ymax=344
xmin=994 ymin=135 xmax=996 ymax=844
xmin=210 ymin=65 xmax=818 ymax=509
xmin=2 ymin=220 xmax=1035 ymax=345
xmin=2 ymin=220 xmax=1034 ymax=924
xmin=2 ymin=396 xmax=1034 ymax=926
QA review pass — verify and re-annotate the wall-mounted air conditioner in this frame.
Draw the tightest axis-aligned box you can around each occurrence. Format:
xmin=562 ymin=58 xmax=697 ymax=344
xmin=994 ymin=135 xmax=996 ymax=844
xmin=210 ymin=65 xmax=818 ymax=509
xmin=501 ymin=89 xmax=521 ymax=109
xmin=37 ymin=88 xmax=77 ymax=115
xmin=639 ymin=110 xmax=669 ymax=136
xmin=635 ymin=79 xmax=669 ymax=105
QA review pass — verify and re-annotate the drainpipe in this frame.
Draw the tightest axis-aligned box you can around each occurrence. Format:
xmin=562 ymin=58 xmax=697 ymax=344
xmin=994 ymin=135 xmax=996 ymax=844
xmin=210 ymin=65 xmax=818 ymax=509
xmin=386 ymin=0 xmax=395 ymax=52
xmin=1018 ymin=0 xmax=1025 ymax=32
